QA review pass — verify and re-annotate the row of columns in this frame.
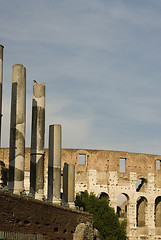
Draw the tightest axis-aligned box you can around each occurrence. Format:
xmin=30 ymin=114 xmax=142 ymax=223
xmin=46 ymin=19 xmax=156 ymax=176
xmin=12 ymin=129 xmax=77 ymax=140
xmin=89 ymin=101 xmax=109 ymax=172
xmin=47 ymin=124 xmax=75 ymax=207
xmin=0 ymin=45 xmax=76 ymax=207
xmin=0 ymin=60 xmax=75 ymax=206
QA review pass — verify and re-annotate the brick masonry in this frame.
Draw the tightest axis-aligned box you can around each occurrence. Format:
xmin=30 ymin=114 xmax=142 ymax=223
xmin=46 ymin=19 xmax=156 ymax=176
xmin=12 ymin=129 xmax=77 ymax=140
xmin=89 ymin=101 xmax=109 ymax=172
xmin=1 ymin=147 xmax=161 ymax=239
xmin=0 ymin=191 xmax=93 ymax=240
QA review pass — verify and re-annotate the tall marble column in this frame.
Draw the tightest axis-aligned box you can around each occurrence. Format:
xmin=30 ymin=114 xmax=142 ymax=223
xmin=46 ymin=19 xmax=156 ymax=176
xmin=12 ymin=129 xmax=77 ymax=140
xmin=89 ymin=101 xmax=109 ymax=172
xmin=0 ymin=45 xmax=4 ymax=146
xmin=9 ymin=64 xmax=26 ymax=194
xmin=48 ymin=124 xmax=62 ymax=204
xmin=63 ymin=163 xmax=75 ymax=208
xmin=30 ymin=82 xmax=45 ymax=200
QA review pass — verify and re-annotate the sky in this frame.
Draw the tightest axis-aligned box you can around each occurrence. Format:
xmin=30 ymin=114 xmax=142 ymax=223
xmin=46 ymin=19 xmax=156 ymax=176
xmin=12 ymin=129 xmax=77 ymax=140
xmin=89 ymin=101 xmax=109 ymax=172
xmin=1 ymin=0 xmax=161 ymax=155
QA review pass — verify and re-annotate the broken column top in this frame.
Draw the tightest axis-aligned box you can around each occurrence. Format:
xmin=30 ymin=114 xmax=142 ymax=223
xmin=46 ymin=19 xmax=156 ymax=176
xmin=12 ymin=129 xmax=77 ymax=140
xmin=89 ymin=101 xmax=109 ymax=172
xmin=33 ymin=82 xmax=45 ymax=98
xmin=12 ymin=64 xmax=26 ymax=86
xmin=12 ymin=64 xmax=26 ymax=71
xmin=13 ymin=63 xmax=24 ymax=66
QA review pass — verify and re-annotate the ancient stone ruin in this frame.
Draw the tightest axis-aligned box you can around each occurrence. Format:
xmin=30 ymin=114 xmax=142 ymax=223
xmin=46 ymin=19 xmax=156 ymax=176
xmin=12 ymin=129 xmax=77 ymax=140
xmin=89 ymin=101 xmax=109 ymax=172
xmin=0 ymin=51 xmax=75 ymax=206
xmin=0 ymin=44 xmax=161 ymax=239
xmin=0 ymin=44 xmax=94 ymax=240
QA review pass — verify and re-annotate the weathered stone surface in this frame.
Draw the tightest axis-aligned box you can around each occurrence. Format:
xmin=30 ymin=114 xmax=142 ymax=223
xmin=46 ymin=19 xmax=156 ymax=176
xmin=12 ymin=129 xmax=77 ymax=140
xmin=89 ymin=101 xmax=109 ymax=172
xmin=48 ymin=124 xmax=61 ymax=204
xmin=30 ymin=82 xmax=45 ymax=200
xmin=0 ymin=191 xmax=93 ymax=240
xmin=9 ymin=64 xmax=26 ymax=195
xmin=63 ymin=163 xmax=75 ymax=208
xmin=93 ymin=228 xmax=101 ymax=240
xmin=73 ymin=222 xmax=94 ymax=240
xmin=2 ymin=147 xmax=161 ymax=239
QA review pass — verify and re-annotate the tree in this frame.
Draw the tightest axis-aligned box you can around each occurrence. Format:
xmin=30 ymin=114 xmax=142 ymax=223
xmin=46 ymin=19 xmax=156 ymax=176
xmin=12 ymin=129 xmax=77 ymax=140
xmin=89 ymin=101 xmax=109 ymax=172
xmin=75 ymin=191 xmax=127 ymax=240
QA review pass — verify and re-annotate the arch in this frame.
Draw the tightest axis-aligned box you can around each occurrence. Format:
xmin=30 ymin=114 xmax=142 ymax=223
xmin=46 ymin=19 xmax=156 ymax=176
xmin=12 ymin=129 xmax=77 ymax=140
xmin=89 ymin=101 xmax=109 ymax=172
xmin=117 ymin=193 xmax=129 ymax=219
xmin=136 ymin=178 xmax=147 ymax=192
xmin=155 ymin=196 xmax=161 ymax=227
xmin=97 ymin=192 xmax=109 ymax=200
xmin=136 ymin=196 xmax=147 ymax=227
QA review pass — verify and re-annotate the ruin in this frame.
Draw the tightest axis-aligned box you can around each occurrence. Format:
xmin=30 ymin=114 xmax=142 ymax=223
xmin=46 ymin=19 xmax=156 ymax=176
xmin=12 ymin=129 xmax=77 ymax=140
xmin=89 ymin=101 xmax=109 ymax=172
xmin=30 ymin=82 xmax=45 ymax=200
xmin=63 ymin=163 xmax=75 ymax=208
xmin=9 ymin=64 xmax=26 ymax=195
xmin=0 ymin=190 xmax=93 ymax=240
xmin=60 ymin=148 xmax=161 ymax=240
xmin=0 ymin=44 xmax=161 ymax=239
xmin=48 ymin=124 xmax=62 ymax=204
xmin=1 ymin=148 xmax=161 ymax=239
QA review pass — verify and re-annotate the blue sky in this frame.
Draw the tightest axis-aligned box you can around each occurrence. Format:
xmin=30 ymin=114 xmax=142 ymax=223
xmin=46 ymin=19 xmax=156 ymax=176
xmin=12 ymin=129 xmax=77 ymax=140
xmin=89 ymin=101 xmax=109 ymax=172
xmin=1 ymin=0 xmax=161 ymax=154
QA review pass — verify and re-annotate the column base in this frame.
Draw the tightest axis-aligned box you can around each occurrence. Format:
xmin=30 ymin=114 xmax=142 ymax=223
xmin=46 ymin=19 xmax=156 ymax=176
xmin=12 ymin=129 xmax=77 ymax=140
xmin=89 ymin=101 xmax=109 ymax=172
xmin=35 ymin=192 xmax=44 ymax=201
xmin=61 ymin=199 xmax=75 ymax=209
xmin=8 ymin=180 xmax=24 ymax=195
xmin=52 ymin=197 xmax=62 ymax=205
xmin=68 ymin=202 xmax=75 ymax=209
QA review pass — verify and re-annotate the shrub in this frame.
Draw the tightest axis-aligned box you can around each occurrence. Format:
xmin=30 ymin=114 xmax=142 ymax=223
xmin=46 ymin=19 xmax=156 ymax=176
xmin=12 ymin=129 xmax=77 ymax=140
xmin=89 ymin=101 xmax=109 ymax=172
xmin=75 ymin=191 xmax=127 ymax=240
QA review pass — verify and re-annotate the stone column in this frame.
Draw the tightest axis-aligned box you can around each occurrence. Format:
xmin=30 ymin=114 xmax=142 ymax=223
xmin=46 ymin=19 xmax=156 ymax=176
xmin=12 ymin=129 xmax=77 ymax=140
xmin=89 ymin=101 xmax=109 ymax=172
xmin=128 ymin=198 xmax=137 ymax=238
xmin=48 ymin=124 xmax=62 ymax=204
xmin=148 ymin=201 xmax=155 ymax=238
xmin=63 ymin=163 xmax=75 ymax=208
xmin=30 ymin=82 xmax=45 ymax=200
xmin=9 ymin=64 xmax=26 ymax=194
xmin=0 ymin=45 xmax=4 ymax=146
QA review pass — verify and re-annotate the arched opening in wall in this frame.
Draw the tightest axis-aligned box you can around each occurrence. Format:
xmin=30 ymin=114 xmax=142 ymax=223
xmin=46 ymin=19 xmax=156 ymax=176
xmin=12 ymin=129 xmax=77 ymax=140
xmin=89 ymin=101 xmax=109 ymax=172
xmin=136 ymin=196 xmax=147 ymax=227
xmin=136 ymin=178 xmax=147 ymax=192
xmin=155 ymin=197 xmax=161 ymax=227
xmin=97 ymin=192 xmax=109 ymax=201
xmin=117 ymin=193 xmax=129 ymax=219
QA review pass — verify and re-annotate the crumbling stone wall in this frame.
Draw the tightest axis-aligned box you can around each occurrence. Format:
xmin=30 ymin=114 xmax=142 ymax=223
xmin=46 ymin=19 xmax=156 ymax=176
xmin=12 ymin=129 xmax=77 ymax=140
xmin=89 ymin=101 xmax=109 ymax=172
xmin=1 ymin=147 xmax=161 ymax=239
xmin=0 ymin=191 xmax=93 ymax=240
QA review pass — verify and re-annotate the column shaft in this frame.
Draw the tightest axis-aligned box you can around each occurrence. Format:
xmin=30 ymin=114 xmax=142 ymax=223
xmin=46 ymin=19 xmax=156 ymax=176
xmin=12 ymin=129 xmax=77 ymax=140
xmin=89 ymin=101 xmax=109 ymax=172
xmin=48 ymin=124 xmax=62 ymax=204
xmin=30 ymin=82 xmax=45 ymax=200
xmin=63 ymin=163 xmax=75 ymax=208
xmin=9 ymin=64 xmax=26 ymax=194
xmin=0 ymin=45 xmax=4 ymax=146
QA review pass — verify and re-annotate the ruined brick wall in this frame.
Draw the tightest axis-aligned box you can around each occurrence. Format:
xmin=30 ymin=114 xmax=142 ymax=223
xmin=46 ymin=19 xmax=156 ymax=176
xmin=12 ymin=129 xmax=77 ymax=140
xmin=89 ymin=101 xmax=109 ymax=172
xmin=61 ymin=149 xmax=161 ymax=240
xmin=0 ymin=191 xmax=92 ymax=240
xmin=1 ymin=147 xmax=161 ymax=239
